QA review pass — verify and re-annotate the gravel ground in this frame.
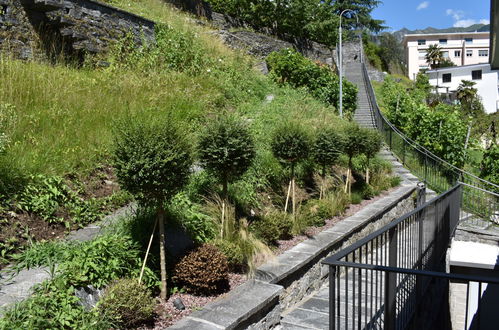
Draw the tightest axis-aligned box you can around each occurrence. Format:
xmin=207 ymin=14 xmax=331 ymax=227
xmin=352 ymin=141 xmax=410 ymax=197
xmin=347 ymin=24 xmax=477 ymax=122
xmin=151 ymin=187 xmax=397 ymax=328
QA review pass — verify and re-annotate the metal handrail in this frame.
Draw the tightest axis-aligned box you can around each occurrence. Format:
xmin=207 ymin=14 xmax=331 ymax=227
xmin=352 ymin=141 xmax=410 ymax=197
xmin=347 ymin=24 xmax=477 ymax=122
xmin=360 ymin=62 xmax=499 ymax=193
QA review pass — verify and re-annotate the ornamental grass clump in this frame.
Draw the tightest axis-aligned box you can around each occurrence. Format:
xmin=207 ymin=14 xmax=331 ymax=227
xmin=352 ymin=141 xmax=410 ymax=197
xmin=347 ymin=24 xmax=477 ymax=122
xmin=112 ymin=116 xmax=192 ymax=300
xmin=271 ymin=121 xmax=311 ymax=219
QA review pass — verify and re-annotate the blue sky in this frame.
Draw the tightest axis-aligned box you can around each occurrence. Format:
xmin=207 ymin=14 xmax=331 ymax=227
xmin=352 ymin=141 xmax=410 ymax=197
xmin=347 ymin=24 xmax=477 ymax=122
xmin=372 ymin=0 xmax=490 ymax=31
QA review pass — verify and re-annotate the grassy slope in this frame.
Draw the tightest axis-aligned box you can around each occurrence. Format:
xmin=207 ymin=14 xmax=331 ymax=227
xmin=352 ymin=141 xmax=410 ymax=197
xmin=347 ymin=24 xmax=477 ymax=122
xmin=0 ymin=0 xmax=340 ymax=179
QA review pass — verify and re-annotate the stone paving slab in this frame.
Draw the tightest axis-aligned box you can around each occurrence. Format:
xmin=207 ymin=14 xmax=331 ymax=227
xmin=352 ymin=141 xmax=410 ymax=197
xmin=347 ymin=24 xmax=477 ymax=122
xmin=170 ymin=279 xmax=282 ymax=329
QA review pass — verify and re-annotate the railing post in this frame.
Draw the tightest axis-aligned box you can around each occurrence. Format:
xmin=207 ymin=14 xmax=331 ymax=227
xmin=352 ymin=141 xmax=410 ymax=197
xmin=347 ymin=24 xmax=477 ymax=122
xmin=385 ymin=227 xmax=398 ymax=330
xmin=329 ymin=266 xmax=336 ymax=330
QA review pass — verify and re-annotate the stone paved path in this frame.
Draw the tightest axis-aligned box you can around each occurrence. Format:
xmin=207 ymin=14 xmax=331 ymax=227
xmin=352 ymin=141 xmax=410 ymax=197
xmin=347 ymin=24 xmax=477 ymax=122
xmin=0 ymin=203 xmax=136 ymax=312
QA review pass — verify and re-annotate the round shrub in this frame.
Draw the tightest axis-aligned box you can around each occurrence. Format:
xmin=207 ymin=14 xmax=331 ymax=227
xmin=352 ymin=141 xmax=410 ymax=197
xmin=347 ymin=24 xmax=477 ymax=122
xmin=251 ymin=212 xmax=293 ymax=245
xmin=173 ymin=244 xmax=229 ymax=295
xmin=271 ymin=121 xmax=311 ymax=167
xmin=112 ymin=117 xmax=192 ymax=206
xmin=98 ymin=278 xmax=156 ymax=328
xmin=211 ymin=239 xmax=245 ymax=272
xmin=313 ymin=127 xmax=344 ymax=176
xmin=198 ymin=115 xmax=255 ymax=194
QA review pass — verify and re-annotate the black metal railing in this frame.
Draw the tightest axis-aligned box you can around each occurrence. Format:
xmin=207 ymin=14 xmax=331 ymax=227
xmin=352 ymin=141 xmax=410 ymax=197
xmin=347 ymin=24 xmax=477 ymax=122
xmin=323 ymin=184 xmax=499 ymax=330
xmin=360 ymin=62 xmax=499 ymax=226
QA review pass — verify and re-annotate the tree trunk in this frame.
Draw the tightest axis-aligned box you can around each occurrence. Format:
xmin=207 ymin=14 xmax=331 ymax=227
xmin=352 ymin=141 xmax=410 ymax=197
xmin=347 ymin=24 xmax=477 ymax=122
xmin=158 ymin=207 xmax=167 ymax=301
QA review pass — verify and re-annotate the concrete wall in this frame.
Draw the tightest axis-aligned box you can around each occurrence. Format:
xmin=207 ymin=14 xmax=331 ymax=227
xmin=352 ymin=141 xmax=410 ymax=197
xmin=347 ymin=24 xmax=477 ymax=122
xmin=0 ymin=0 xmax=155 ymax=60
xmin=404 ymin=32 xmax=490 ymax=80
xmin=427 ymin=63 xmax=498 ymax=114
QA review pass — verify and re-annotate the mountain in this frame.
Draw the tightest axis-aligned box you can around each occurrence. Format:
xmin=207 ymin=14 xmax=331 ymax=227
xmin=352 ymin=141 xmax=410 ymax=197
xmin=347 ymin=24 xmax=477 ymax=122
xmin=393 ymin=24 xmax=490 ymax=42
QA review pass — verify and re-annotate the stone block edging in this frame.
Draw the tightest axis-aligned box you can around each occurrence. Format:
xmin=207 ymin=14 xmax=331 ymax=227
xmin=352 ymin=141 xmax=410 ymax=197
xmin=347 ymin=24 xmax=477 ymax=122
xmin=170 ymin=184 xmax=417 ymax=329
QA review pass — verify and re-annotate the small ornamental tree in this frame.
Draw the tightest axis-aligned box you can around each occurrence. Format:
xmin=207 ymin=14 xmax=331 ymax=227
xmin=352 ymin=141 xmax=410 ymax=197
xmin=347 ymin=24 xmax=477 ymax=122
xmin=343 ymin=123 xmax=367 ymax=195
xmin=113 ymin=117 xmax=192 ymax=300
xmin=312 ymin=127 xmax=344 ymax=198
xmin=271 ymin=121 xmax=311 ymax=217
xmin=198 ymin=115 xmax=255 ymax=234
xmin=361 ymin=129 xmax=383 ymax=184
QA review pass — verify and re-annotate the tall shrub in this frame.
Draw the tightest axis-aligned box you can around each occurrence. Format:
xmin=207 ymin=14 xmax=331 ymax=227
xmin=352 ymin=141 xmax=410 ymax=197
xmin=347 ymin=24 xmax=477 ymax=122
xmin=271 ymin=121 xmax=310 ymax=217
xmin=312 ymin=126 xmax=344 ymax=197
xmin=343 ymin=123 xmax=367 ymax=195
xmin=113 ymin=116 xmax=192 ymax=300
xmin=361 ymin=129 xmax=382 ymax=184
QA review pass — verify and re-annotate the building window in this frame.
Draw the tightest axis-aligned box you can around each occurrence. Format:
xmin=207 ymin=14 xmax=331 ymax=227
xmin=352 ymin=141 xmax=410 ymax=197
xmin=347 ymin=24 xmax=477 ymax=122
xmin=418 ymin=51 xmax=426 ymax=60
xmin=442 ymin=73 xmax=452 ymax=83
xmin=418 ymin=39 xmax=426 ymax=45
xmin=442 ymin=51 xmax=449 ymax=58
xmin=439 ymin=39 xmax=447 ymax=45
xmin=479 ymin=50 xmax=489 ymax=57
xmin=472 ymin=70 xmax=482 ymax=80
xmin=465 ymin=37 xmax=473 ymax=44
xmin=454 ymin=50 xmax=461 ymax=57
xmin=466 ymin=50 xmax=473 ymax=57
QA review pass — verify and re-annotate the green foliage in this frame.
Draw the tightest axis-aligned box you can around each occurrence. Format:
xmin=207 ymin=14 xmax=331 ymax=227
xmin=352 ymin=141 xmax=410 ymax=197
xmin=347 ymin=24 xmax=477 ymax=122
xmin=480 ymin=145 xmax=499 ymax=185
xmin=312 ymin=127 xmax=344 ymax=176
xmin=17 ymin=175 xmax=103 ymax=227
xmin=457 ymin=80 xmax=485 ymax=118
xmin=12 ymin=240 xmax=70 ymax=271
xmin=59 ymin=234 xmax=158 ymax=289
xmin=112 ymin=116 xmax=192 ymax=207
xmin=250 ymin=212 xmax=292 ymax=245
xmin=266 ymin=49 xmax=357 ymax=116
xmin=362 ymin=129 xmax=382 ymax=160
xmin=0 ymin=278 xmax=110 ymax=330
xmin=98 ymin=278 xmax=156 ymax=328
xmin=211 ymin=239 xmax=245 ymax=271
xmin=350 ymin=192 xmax=363 ymax=204
xmin=342 ymin=123 xmax=367 ymax=163
xmin=198 ymin=115 xmax=256 ymax=193
xmin=415 ymin=72 xmax=431 ymax=97
xmin=205 ymin=0 xmax=383 ymax=47
xmin=169 ymin=192 xmax=216 ymax=243
xmin=271 ymin=121 xmax=311 ymax=168
xmin=173 ymin=244 xmax=229 ymax=295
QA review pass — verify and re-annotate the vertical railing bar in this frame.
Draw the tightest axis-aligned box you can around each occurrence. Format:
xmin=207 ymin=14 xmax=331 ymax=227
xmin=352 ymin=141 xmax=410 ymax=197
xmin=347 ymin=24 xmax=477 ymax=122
xmin=477 ymin=282 xmax=482 ymax=330
xmin=464 ymin=281 xmax=469 ymax=329
xmin=353 ymin=250 xmax=356 ymax=329
xmin=358 ymin=267 xmax=362 ymax=330
xmin=330 ymin=266 xmax=336 ymax=330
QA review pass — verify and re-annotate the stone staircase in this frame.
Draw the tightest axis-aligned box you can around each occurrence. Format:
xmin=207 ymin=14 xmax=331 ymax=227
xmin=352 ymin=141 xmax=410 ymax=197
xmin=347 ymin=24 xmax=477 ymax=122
xmin=344 ymin=62 xmax=376 ymax=129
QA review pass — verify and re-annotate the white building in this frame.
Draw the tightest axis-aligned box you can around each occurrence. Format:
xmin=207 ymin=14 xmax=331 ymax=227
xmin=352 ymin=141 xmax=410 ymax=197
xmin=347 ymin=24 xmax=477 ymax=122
xmin=404 ymin=32 xmax=490 ymax=80
xmin=427 ymin=63 xmax=499 ymax=114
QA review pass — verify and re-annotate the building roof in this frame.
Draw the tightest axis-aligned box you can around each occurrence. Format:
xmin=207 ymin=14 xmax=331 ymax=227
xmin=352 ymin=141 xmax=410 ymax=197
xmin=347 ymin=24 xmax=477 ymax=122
xmin=426 ymin=63 xmax=490 ymax=73
xmin=403 ymin=31 xmax=489 ymax=43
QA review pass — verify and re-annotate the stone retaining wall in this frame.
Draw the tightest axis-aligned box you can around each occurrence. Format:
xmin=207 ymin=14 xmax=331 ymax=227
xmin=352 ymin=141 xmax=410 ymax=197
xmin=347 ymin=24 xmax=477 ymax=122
xmin=0 ymin=0 xmax=155 ymax=60
xmin=170 ymin=184 xmax=418 ymax=329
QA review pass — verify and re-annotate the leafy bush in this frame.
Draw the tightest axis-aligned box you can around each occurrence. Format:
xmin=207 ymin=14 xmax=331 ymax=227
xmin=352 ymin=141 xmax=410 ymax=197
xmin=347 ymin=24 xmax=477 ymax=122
xmin=98 ymin=278 xmax=156 ymax=328
xmin=480 ymin=144 xmax=499 ymax=187
xmin=0 ymin=278 xmax=110 ymax=330
xmin=60 ymin=234 xmax=158 ymax=290
xmin=173 ymin=244 xmax=229 ymax=295
xmin=17 ymin=175 xmax=103 ymax=227
xmin=211 ymin=239 xmax=245 ymax=272
xmin=313 ymin=127 xmax=344 ymax=176
xmin=113 ymin=116 xmax=192 ymax=207
xmin=271 ymin=121 xmax=311 ymax=169
xmin=266 ymin=49 xmax=357 ymax=116
xmin=250 ymin=212 xmax=292 ymax=245
xmin=198 ymin=115 xmax=255 ymax=196
xmin=350 ymin=192 xmax=363 ymax=204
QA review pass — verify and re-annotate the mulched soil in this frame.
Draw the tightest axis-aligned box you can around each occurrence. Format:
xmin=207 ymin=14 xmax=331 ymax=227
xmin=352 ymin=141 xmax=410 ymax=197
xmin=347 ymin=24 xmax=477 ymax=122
xmin=153 ymin=186 xmax=398 ymax=328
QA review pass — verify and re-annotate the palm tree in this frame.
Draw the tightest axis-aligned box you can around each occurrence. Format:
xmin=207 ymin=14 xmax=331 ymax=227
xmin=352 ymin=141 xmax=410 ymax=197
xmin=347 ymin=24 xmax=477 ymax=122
xmin=457 ymin=80 xmax=483 ymax=117
xmin=425 ymin=44 xmax=444 ymax=69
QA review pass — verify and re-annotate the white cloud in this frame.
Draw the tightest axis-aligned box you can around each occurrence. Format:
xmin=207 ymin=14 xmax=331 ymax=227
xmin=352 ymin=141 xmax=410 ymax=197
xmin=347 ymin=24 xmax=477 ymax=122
xmin=446 ymin=9 xmax=489 ymax=28
xmin=453 ymin=18 xmax=490 ymax=28
xmin=417 ymin=1 xmax=429 ymax=10
xmin=446 ymin=9 xmax=464 ymax=20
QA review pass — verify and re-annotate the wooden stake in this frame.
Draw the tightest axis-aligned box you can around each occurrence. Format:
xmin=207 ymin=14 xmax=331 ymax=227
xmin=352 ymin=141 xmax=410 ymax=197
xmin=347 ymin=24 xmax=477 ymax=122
xmin=221 ymin=200 xmax=225 ymax=238
xmin=284 ymin=180 xmax=292 ymax=212
xmin=292 ymin=177 xmax=296 ymax=219
xmin=158 ymin=208 xmax=167 ymax=301
xmin=139 ymin=217 xmax=158 ymax=284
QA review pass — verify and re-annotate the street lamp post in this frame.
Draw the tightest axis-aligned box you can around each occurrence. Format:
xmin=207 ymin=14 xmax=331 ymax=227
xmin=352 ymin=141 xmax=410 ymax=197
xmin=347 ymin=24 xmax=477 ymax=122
xmin=338 ymin=9 xmax=359 ymax=118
